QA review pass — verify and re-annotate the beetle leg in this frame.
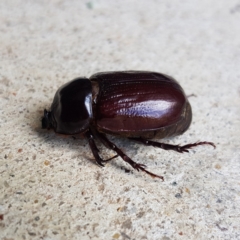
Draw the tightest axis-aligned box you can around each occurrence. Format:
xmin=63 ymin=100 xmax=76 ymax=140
xmin=129 ymin=138 xmax=216 ymax=153
xmin=84 ymin=130 xmax=118 ymax=166
xmin=84 ymin=130 xmax=105 ymax=166
xmin=96 ymin=133 xmax=164 ymax=180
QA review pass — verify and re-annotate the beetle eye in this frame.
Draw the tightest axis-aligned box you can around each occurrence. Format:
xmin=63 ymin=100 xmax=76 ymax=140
xmin=42 ymin=109 xmax=52 ymax=129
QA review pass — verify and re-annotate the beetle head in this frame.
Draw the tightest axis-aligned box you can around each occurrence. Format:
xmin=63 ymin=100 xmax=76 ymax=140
xmin=42 ymin=109 xmax=53 ymax=130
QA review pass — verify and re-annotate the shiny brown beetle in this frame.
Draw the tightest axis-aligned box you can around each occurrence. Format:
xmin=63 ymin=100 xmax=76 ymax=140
xmin=42 ymin=71 xmax=215 ymax=180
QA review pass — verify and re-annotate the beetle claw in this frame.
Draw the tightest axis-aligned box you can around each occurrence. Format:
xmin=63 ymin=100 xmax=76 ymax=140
xmin=96 ymin=159 xmax=105 ymax=167
xmin=177 ymin=148 xmax=189 ymax=153
xmin=136 ymin=163 xmax=147 ymax=170
xmin=132 ymin=163 xmax=146 ymax=171
xmin=177 ymin=141 xmax=216 ymax=153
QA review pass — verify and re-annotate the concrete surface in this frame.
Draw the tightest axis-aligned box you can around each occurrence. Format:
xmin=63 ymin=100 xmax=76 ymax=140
xmin=0 ymin=0 xmax=240 ymax=239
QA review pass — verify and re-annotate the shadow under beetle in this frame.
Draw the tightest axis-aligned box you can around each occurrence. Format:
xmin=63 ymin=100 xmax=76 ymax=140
xmin=42 ymin=71 xmax=215 ymax=180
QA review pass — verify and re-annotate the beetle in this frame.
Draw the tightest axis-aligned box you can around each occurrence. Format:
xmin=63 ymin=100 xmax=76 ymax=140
xmin=42 ymin=71 xmax=215 ymax=180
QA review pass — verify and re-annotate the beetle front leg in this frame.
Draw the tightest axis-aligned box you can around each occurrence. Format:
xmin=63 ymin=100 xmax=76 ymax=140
xmin=129 ymin=138 xmax=216 ymax=153
xmin=84 ymin=130 xmax=118 ymax=167
xmin=84 ymin=130 xmax=105 ymax=166
xmin=96 ymin=133 xmax=164 ymax=180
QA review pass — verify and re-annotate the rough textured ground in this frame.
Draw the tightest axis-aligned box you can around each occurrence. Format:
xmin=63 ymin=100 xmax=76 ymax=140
xmin=0 ymin=0 xmax=240 ymax=239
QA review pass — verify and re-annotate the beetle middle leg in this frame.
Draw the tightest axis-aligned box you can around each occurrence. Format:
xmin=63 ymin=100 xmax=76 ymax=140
xmin=95 ymin=132 xmax=164 ymax=180
xmin=129 ymin=138 xmax=216 ymax=153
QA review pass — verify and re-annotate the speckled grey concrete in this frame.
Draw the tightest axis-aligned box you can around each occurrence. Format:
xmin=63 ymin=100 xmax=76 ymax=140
xmin=0 ymin=1 xmax=240 ymax=239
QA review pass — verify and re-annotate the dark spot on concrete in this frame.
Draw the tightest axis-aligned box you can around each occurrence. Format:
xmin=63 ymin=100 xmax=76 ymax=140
xmin=121 ymin=219 xmax=132 ymax=229
xmin=175 ymin=193 xmax=182 ymax=198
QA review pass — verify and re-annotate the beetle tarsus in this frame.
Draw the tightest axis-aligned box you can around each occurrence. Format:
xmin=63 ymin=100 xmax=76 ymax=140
xmin=129 ymin=138 xmax=216 ymax=153
xmin=124 ymin=156 xmax=164 ymax=180
xmin=176 ymin=141 xmax=216 ymax=153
